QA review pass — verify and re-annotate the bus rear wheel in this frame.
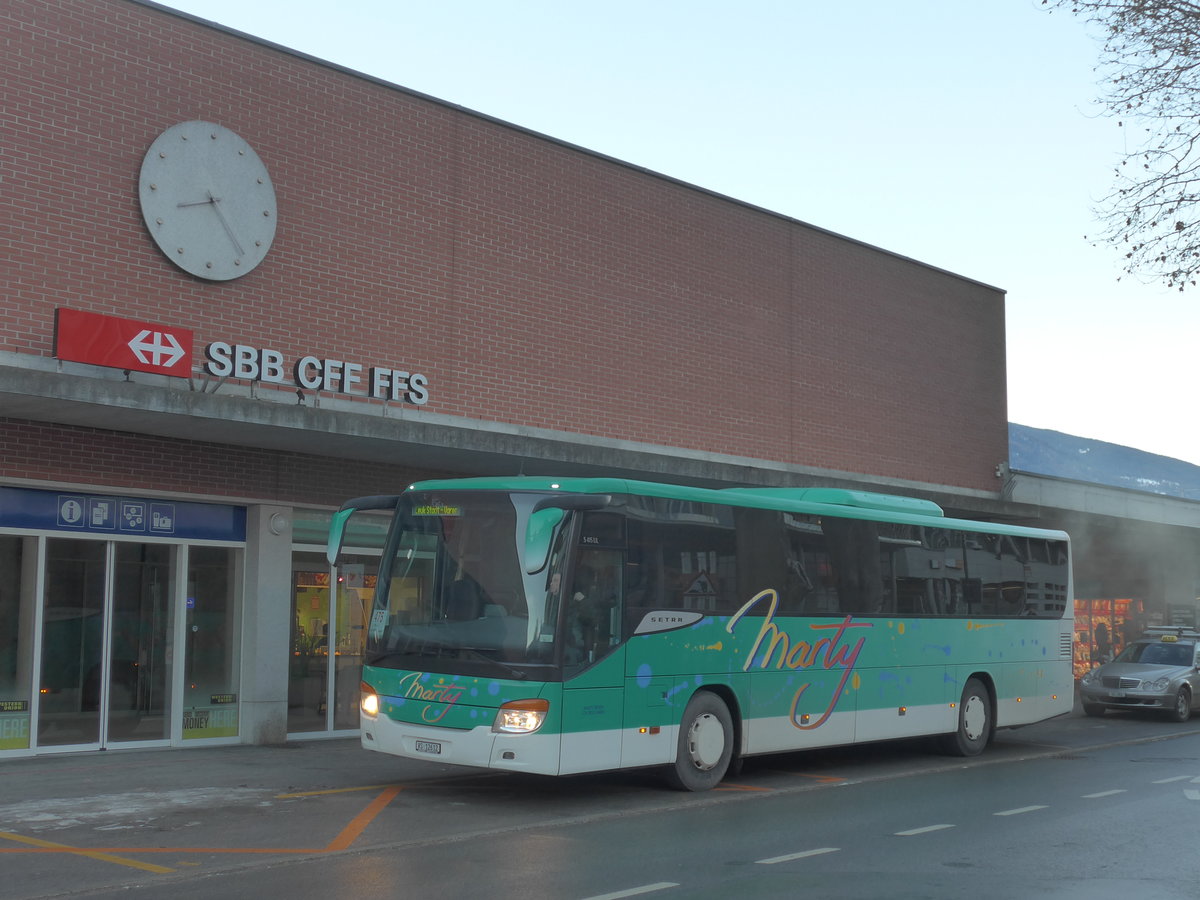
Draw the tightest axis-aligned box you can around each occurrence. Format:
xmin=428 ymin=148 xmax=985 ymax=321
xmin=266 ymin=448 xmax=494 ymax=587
xmin=666 ymin=691 xmax=734 ymax=791
xmin=939 ymin=677 xmax=992 ymax=757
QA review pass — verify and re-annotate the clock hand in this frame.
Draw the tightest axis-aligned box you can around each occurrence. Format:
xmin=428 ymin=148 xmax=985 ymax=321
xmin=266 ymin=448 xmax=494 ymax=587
xmin=177 ymin=197 xmax=221 ymax=208
xmin=204 ymin=192 xmax=246 ymax=258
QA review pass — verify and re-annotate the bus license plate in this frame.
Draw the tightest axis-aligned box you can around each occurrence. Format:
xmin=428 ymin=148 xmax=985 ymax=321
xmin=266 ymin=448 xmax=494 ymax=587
xmin=415 ymin=740 xmax=442 ymax=755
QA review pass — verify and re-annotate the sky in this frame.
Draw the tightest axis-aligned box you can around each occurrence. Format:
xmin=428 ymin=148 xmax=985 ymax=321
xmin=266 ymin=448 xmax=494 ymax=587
xmin=157 ymin=0 xmax=1200 ymax=467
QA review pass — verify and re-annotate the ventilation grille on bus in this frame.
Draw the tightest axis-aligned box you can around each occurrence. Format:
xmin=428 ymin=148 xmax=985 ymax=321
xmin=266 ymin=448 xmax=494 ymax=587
xmin=1060 ymin=633 xmax=1073 ymax=658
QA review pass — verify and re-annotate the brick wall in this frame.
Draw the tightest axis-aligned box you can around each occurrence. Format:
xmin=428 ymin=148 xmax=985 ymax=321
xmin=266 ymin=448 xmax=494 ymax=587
xmin=0 ymin=418 xmax=442 ymax=507
xmin=2 ymin=0 xmax=1009 ymax=496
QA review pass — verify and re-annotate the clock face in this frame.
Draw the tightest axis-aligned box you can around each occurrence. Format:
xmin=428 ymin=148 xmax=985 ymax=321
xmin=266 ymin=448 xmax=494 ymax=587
xmin=139 ymin=121 xmax=277 ymax=281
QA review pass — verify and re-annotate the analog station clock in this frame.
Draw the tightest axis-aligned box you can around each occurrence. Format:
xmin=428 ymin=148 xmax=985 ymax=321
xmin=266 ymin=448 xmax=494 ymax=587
xmin=139 ymin=121 xmax=277 ymax=281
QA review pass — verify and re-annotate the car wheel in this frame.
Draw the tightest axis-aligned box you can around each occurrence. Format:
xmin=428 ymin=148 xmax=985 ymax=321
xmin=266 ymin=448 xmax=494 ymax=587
xmin=665 ymin=691 xmax=734 ymax=791
xmin=938 ymin=677 xmax=992 ymax=756
xmin=1081 ymin=701 xmax=1106 ymax=717
xmin=1169 ymin=686 xmax=1191 ymax=723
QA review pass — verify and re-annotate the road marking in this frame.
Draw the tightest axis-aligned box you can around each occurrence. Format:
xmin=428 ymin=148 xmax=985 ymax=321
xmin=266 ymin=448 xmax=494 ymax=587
xmin=757 ymin=847 xmax=840 ymax=864
xmin=0 ymin=832 xmax=174 ymax=874
xmin=580 ymin=883 xmax=679 ymax=900
xmin=1152 ymin=776 xmax=1191 ymax=784
xmin=277 ymin=783 xmax=400 ymax=798
xmin=1082 ymin=790 xmax=1126 ymax=799
xmin=895 ymin=824 xmax=954 ymax=836
xmin=0 ymin=786 xmax=404 ymax=869
xmin=1184 ymin=789 xmax=1200 ymax=801
xmin=324 ymin=786 xmax=402 ymax=851
xmin=994 ymin=805 xmax=1048 ymax=816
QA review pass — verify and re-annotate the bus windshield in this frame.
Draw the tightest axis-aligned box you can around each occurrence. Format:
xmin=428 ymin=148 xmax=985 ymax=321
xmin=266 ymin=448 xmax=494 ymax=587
xmin=365 ymin=491 xmax=565 ymax=679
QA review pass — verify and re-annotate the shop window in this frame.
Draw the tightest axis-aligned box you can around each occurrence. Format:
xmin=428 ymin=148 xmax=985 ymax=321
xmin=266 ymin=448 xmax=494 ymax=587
xmin=0 ymin=536 xmax=34 ymax=751
xmin=290 ymin=552 xmax=330 ymax=734
xmin=289 ymin=549 xmax=379 ymax=734
xmin=184 ymin=546 xmax=240 ymax=740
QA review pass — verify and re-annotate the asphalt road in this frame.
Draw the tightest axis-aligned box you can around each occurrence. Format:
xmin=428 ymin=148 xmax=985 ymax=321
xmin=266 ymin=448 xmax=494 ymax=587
xmin=3 ymin=703 xmax=1199 ymax=899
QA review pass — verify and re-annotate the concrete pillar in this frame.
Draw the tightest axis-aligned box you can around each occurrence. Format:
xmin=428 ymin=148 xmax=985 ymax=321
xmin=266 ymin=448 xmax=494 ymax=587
xmin=239 ymin=505 xmax=293 ymax=744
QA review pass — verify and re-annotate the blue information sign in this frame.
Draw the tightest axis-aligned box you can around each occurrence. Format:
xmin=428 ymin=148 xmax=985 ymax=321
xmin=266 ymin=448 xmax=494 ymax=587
xmin=0 ymin=487 xmax=245 ymax=541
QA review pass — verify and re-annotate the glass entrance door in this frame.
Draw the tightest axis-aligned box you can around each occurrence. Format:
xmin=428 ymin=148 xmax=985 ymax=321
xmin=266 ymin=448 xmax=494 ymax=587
xmin=37 ymin=539 xmax=174 ymax=749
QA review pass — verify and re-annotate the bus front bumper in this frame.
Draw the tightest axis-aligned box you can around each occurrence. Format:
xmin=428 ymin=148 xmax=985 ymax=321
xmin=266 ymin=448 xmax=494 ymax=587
xmin=361 ymin=713 xmax=563 ymax=775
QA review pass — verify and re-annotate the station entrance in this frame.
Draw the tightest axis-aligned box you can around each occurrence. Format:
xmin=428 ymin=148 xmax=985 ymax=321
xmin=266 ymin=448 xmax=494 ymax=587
xmin=0 ymin=487 xmax=246 ymax=755
xmin=38 ymin=539 xmax=174 ymax=748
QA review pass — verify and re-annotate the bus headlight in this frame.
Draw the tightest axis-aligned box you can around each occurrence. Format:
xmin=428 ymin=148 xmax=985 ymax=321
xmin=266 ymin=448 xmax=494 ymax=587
xmin=361 ymin=682 xmax=380 ymax=717
xmin=492 ymin=698 xmax=549 ymax=734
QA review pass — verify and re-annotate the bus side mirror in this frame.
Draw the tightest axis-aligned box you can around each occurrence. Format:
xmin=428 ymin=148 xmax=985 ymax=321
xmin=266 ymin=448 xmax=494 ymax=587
xmin=524 ymin=507 xmax=564 ymax=575
xmin=521 ymin=494 xmax=612 ymax=575
xmin=326 ymin=495 xmax=401 ymax=565
xmin=327 ymin=507 xmax=356 ymax=567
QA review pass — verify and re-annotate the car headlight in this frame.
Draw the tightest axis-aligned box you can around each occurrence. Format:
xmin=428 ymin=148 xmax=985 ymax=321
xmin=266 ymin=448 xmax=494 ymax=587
xmin=1146 ymin=677 xmax=1170 ymax=692
xmin=1080 ymin=669 xmax=1099 ymax=686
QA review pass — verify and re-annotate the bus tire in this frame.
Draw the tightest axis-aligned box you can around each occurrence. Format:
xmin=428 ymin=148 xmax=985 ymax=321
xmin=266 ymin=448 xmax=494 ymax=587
xmin=939 ymin=677 xmax=992 ymax=757
xmin=665 ymin=691 xmax=733 ymax=791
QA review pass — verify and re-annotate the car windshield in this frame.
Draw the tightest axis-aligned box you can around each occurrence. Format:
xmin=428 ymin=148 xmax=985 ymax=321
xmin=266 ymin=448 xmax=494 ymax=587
xmin=1114 ymin=641 xmax=1195 ymax=667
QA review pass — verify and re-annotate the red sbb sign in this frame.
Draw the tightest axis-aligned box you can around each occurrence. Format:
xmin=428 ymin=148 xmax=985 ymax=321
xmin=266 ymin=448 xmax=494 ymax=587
xmin=55 ymin=309 xmax=194 ymax=377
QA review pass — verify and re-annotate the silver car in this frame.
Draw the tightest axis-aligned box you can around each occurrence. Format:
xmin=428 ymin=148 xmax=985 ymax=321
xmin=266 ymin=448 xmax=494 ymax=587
xmin=1079 ymin=628 xmax=1200 ymax=722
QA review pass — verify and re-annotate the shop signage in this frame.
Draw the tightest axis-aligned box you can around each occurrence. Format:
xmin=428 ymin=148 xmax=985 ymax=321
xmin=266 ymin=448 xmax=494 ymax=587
xmin=55 ymin=308 xmax=193 ymax=376
xmin=0 ymin=486 xmax=246 ymax=541
xmin=0 ymin=710 xmax=29 ymax=751
xmin=183 ymin=706 xmax=238 ymax=739
xmin=53 ymin=308 xmax=430 ymax=406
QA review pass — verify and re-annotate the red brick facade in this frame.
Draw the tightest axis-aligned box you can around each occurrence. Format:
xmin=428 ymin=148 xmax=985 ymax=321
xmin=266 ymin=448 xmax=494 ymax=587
xmin=3 ymin=0 xmax=1009 ymax=499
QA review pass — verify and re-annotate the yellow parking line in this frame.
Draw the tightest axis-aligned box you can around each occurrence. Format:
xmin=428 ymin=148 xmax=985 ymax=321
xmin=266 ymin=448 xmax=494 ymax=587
xmin=0 ymin=785 xmax=404 ymax=870
xmin=0 ymin=831 xmax=174 ymax=874
xmin=324 ymin=786 xmax=402 ymax=851
xmin=276 ymin=783 xmax=398 ymax=798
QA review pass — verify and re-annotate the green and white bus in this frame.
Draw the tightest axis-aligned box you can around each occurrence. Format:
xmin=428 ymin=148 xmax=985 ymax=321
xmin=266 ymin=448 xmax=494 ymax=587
xmin=327 ymin=477 xmax=1073 ymax=790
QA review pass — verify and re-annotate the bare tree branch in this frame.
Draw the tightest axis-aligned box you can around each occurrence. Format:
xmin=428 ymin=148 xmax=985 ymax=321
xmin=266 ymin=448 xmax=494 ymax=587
xmin=1045 ymin=0 xmax=1200 ymax=288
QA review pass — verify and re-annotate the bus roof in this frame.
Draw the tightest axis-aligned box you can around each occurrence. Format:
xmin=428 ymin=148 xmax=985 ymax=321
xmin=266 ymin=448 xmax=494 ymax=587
xmin=404 ymin=476 xmax=1069 ymax=541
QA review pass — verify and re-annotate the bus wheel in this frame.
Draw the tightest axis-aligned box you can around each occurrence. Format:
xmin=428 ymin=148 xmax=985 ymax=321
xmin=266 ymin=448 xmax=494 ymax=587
xmin=939 ymin=677 xmax=992 ymax=757
xmin=666 ymin=691 xmax=733 ymax=791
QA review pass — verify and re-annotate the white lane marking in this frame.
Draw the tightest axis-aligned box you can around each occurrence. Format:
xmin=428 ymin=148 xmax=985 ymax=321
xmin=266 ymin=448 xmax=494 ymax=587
xmin=581 ymin=884 xmax=679 ymax=900
xmin=757 ymin=847 xmax=840 ymax=864
xmin=1184 ymin=789 xmax=1200 ymax=801
xmin=994 ymin=806 xmax=1048 ymax=816
xmin=1153 ymin=776 xmax=1192 ymax=784
xmin=895 ymin=824 xmax=955 ymax=836
xmin=1082 ymin=790 xmax=1126 ymax=799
